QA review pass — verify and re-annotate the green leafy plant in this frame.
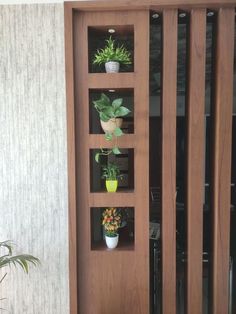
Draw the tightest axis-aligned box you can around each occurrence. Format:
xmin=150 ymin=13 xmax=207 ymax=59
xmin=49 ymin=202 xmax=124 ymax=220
xmin=0 ymin=240 xmax=39 ymax=280
xmin=93 ymin=93 xmax=130 ymax=122
xmin=101 ymin=163 xmax=122 ymax=181
xmin=93 ymin=93 xmax=130 ymax=140
xmin=0 ymin=240 xmax=40 ymax=309
xmin=0 ymin=240 xmax=39 ymax=273
xmin=93 ymin=36 xmax=132 ymax=66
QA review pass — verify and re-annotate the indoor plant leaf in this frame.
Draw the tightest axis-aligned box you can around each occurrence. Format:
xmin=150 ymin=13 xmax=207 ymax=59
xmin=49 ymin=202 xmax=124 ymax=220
xmin=112 ymin=147 xmax=121 ymax=155
xmin=95 ymin=153 xmax=100 ymax=163
xmin=115 ymin=106 xmax=130 ymax=117
xmin=113 ymin=127 xmax=123 ymax=137
xmin=105 ymin=133 xmax=113 ymax=141
xmin=112 ymin=98 xmax=123 ymax=109
xmin=99 ymin=112 xmax=110 ymax=122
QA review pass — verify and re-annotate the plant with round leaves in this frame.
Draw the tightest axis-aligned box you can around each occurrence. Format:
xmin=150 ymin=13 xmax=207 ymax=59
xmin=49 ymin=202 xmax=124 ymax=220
xmin=93 ymin=93 xmax=130 ymax=141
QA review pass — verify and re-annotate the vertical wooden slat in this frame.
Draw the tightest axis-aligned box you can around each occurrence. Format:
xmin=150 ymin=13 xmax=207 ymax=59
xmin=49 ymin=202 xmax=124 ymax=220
xmin=212 ymin=8 xmax=235 ymax=314
xmin=64 ymin=4 xmax=78 ymax=314
xmin=161 ymin=9 xmax=177 ymax=314
xmin=186 ymin=9 xmax=206 ymax=314
xmin=134 ymin=10 xmax=150 ymax=313
xmin=74 ymin=11 xmax=90 ymax=314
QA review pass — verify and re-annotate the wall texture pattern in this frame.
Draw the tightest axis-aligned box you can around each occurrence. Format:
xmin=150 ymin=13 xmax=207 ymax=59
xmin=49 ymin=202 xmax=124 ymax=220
xmin=0 ymin=4 xmax=69 ymax=313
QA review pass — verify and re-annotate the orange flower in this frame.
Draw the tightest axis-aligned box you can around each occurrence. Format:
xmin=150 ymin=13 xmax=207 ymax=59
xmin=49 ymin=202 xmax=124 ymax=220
xmin=102 ymin=207 xmax=122 ymax=236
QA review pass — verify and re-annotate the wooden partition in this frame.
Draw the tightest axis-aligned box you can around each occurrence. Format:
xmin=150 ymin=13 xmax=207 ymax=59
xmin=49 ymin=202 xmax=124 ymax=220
xmin=66 ymin=7 xmax=149 ymax=314
xmin=65 ymin=2 xmax=235 ymax=313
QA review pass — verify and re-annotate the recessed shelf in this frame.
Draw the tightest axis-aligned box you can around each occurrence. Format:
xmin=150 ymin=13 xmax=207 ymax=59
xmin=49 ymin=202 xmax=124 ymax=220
xmin=91 ymin=207 xmax=135 ymax=251
xmin=89 ymin=88 xmax=134 ymax=135
xmin=91 ymin=240 xmax=134 ymax=251
xmin=90 ymin=149 xmax=134 ymax=193
xmin=88 ymin=25 xmax=134 ymax=73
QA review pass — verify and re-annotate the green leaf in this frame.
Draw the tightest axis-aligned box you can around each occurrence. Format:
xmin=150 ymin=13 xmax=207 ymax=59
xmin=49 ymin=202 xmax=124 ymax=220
xmin=113 ymin=127 xmax=123 ymax=137
xmin=100 ymin=93 xmax=110 ymax=104
xmin=112 ymin=98 xmax=123 ymax=109
xmin=112 ymin=147 xmax=121 ymax=155
xmin=99 ymin=112 xmax=110 ymax=122
xmin=115 ymin=106 xmax=130 ymax=117
xmin=105 ymin=133 xmax=113 ymax=141
xmin=95 ymin=153 xmax=100 ymax=163
xmin=93 ymin=99 xmax=109 ymax=110
xmin=103 ymin=106 xmax=115 ymax=118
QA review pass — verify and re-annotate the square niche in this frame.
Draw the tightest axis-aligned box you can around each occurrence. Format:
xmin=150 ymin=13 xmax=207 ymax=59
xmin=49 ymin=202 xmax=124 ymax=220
xmin=88 ymin=25 xmax=134 ymax=73
xmin=91 ymin=207 xmax=135 ymax=250
xmin=90 ymin=148 xmax=134 ymax=192
xmin=89 ymin=89 xmax=134 ymax=134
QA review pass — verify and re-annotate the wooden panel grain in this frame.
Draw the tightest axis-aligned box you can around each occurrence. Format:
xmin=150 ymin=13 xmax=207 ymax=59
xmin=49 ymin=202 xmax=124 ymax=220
xmin=186 ymin=9 xmax=206 ymax=314
xmin=89 ymin=134 xmax=135 ymax=148
xmin=161 ymin=9 xmax=177 ymax=314
xmin=89 ymin=192 xmax=135 ymax=207
xmin=88 ymin=73 xmax=135 ymax=89
xmin=211 ymin=8 xmax=235 ymax=314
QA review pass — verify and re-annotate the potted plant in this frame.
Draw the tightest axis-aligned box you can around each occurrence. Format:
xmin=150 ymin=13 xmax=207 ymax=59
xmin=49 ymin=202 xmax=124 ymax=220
xmin=102 ymin=207 xmax=122 ymax=249
xmin=93 ymin=36 xmax=132 ymax=73
xmin=93 ymin=93 xmax=130 ymax=140
xmin=102 ymin=163 xmax=122 ymax=192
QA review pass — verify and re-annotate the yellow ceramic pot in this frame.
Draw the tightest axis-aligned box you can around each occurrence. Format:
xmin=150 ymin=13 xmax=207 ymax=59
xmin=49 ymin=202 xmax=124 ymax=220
xmin=106 ymin=180 xmax=118 ymax=192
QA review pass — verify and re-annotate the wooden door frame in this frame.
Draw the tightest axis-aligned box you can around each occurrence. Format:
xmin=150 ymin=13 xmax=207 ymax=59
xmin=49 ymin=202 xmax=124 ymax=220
xmin=64 ymin=1 xmax=235 ymax=313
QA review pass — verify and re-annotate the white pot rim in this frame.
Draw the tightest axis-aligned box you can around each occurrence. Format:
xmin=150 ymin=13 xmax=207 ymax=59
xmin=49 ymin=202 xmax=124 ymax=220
xmin=105 ymin=61 xmax=119 ymax=64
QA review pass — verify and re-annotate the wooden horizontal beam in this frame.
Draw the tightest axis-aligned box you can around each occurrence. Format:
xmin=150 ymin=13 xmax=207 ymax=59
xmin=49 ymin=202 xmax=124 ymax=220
xmin=65 ymin=0 xmax=236 ymax=11
xmin=89 ymin=134 xmax=135 ymax=148
xmin=89 ymin=192 xmax=135 ymax=207
xmin=88 ymin=73 xmax=135 ymax=89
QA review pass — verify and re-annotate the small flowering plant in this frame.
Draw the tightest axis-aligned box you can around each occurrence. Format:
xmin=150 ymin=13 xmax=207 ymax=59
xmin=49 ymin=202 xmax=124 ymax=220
xmin=102 ymin=207 xmax=122 ymax=237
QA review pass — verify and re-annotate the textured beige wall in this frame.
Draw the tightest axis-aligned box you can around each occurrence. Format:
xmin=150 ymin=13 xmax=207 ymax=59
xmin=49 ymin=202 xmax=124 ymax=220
xmin=0 ymin=4 xmax=69 ymax=313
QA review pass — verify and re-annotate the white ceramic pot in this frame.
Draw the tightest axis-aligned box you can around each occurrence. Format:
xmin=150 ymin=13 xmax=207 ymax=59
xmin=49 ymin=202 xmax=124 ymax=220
xmin=105 ymin=61 xmax=120 ymax=73
xmin=105 ymin=234 xmax=119 ymax=249
xmin=100 ymin=118 xmax=123 ymax=134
